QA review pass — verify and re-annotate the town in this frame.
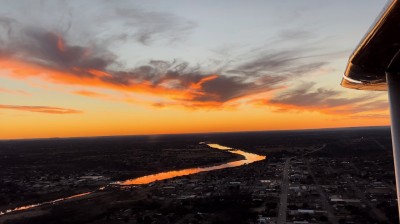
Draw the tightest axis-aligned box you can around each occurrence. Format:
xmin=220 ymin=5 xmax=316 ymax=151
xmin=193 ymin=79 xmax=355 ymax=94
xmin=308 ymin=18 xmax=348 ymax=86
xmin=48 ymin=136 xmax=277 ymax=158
xmin=0 ymin=127 xmax=398 ymax=224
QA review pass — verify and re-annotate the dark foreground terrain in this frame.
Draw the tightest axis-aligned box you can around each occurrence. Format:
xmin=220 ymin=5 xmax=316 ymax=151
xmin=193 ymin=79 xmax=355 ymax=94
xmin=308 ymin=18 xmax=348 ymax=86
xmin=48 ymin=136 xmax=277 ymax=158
xmin=0 ymin=135 xmax=240 ymax=212
xmin=0 ymin=126 xmax=398 ymax=224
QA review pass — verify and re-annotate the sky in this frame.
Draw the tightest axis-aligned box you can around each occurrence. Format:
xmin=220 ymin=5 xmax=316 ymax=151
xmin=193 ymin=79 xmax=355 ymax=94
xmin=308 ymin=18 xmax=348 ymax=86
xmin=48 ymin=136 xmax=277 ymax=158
xmin=0 ymin=0 xmax=391 ymax=139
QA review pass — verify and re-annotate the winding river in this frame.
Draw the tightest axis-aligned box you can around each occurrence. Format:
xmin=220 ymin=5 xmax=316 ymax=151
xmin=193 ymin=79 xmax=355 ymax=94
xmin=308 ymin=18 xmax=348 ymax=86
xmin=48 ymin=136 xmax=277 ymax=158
xmin=0 ymin=143 xmax=266 ymax=216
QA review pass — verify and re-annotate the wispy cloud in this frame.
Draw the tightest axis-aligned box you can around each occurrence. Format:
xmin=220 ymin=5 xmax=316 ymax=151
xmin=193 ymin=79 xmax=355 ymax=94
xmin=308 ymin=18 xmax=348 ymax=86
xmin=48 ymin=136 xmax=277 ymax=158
xmin=0 ymin=1 xmax=196 ymax=47
xmin=72 ymin=89 xmax=108 ymax=98
xmin=0 ymin=87 xmax=30 ymax=96
xmin=115 ymin=8 xmax=196 ymax=45
xmin=0 ymin=25 xmax=327 ymax=108
xmin=255 ymin=82 xmax=388 ymax=116
xmin=0 ymin=1 xmax=332 ymax=109
xmin=0 ymin=104 xmax=82 ymax=114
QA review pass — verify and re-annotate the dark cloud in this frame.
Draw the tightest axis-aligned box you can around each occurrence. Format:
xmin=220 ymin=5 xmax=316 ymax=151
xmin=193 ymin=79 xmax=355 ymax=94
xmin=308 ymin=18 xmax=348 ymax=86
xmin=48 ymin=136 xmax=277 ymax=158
xmin=235 ymin=50 xmax=303 ymax=74
xmin=0 ymin=16 xmax=17 ymax=56
xmin=0 ymin=26 xmax=328 ymax=106
xmin=0 ymin=105 xmax=82 ymax=114
xmin=230 ymin=49 xmax=327 ymax=78
xmin=198 ymin=75 xmax=282 ymax=102
xmin=0 ymin=16 xmax=15 ymax=40
xmin=99 ymin=59 xmax=295 ymax=103
xmin=269 ymin=82 xmax=343 ymax=107
xmin=0 ymin=6 xmax=329 ymax=108
xmin=17 ymin=28 xmax=115 ymax=73
xmin=0 ymin=1 xmax=196 ymax=47
xmin=266 ymin=82 xmax=388 ymax=115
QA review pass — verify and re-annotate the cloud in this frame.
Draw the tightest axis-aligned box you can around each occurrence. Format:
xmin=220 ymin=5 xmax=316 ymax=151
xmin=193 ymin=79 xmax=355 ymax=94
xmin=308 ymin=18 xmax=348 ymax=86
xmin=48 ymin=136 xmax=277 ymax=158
xmin=233 ymin=50 xmax=302 ymax=74
xmin=0 ymin=104 xmax=82 ymax=114
xmin=72 ymin=90 xmax=108 ymax=98
xmin=16 ymin=28 xmax=114 ymax=72
xmin=278 ymin=29 xmax=313 ymax=41
xmin=349 ymin=114 xmax=389 ymax=119
xmin=256 ymin=82 xmax=388 ymax=116
xmin=0 ymin=16 xmax=15 ymax=43
xmin=0 ymin=3 xmax=329 ymax=109
xmin=0 ymin=87 xmax=30 ymax=96
xmin=0 ymin=25 xmax=328 ymax=108
xmin=0 ymin=1 xmax=196 ymax=46
xmin=115 ymin=8 xmax=196 ymax=45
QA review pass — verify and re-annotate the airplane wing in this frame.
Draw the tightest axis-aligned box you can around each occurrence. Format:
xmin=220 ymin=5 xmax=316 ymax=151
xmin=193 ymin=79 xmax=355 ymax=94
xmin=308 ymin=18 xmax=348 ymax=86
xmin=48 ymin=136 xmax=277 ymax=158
xmin=342 ymin=0 xmax=400 ymax=90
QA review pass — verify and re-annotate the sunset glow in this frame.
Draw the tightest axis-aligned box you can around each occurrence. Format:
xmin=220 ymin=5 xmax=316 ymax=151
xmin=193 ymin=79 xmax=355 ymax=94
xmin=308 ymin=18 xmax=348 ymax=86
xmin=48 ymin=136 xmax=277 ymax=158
xmin=0 ymin=0 xmax=390 ymax=139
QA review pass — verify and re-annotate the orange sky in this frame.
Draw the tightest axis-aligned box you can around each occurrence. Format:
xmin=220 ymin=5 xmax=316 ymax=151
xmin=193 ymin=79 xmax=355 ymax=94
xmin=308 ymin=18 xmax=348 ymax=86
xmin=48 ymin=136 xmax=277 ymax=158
xmin=0 ymin=60 xmax=390 ymax=140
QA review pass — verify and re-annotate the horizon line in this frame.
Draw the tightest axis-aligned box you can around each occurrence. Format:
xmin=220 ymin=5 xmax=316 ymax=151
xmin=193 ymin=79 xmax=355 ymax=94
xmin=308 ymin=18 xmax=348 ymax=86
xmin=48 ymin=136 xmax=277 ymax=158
xmin=0 ymin=125 xmax=390 ymax=141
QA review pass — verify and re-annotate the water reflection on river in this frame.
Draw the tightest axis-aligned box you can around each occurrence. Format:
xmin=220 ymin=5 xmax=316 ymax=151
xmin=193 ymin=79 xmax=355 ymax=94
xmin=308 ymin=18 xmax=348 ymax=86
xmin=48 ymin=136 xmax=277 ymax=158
xmin=0 ymin=192 xmax=92 ymax=216
xmin=0 ymin=143 xmax=266 ymax=216
xmin=118 ymin=143 xmax=266 ymax=185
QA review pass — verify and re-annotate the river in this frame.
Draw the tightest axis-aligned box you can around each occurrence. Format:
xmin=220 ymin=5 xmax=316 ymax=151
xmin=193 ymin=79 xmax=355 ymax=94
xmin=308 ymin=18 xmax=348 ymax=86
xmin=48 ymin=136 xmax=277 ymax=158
xmin=0 ymin=143 xmax=266 ymax=216
xmin=118 ymin=143 xmax=265 ymax=185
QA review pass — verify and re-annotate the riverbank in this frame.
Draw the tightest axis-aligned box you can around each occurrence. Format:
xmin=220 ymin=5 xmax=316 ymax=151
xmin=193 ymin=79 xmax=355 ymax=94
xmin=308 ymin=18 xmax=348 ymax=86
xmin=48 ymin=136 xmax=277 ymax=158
xmin=0 ymin=143 xmax=264 ymax=218
xmin=0 ymin=149 xmax=272 ymax=224
xmin=118 ymin=143 xmax=265 ymax=185
xmin=0 ymin=138 xmax=241 ymax=213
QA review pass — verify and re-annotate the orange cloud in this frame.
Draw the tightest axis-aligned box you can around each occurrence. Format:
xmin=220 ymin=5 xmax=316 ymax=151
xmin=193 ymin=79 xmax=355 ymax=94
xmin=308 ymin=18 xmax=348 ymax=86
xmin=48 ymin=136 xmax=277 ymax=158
xmin=0 ymin=57 xmax=252 ymax=108
xmin=0 ymin=58 xmax=192 ymax=100
xmin=254 ymin=99 xmax=387 ymax=116
xmin=0 ymin=87 xmax=30 ymax=96
xmin=0 ymin=29 xmax=326 ymax=110
xmin=56 ymin=33 xmax=65 ymax=52
xmin=72 ymin=89 xmax=108 ymax=98
xmin=190 ymin=74 xmax=218 ymax=90
xmin=0 ymin=104 xmax=82 ymax=114
xmin=253 ymin=82 xmax=389 ymax=117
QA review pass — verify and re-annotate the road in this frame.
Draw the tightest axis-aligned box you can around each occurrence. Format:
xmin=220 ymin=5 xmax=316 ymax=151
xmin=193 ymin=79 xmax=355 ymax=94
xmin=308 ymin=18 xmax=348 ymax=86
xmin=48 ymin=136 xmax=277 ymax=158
xmin=277 ymin=144 xmax=327 ymax=224
xmin=345 ymin=176 xmax=390 ymax=223
xmin=277 ymin=158 xmax=291 ymax=224
xmin=306 ymin=160 xmax=339 ymax=224
xmin=302 ymin=144 xmax=339 ymax=224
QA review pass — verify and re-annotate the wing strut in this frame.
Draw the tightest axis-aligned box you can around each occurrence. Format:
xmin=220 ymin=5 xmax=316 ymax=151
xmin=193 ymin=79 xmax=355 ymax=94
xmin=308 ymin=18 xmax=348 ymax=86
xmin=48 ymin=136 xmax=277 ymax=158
xmin=387 ymin=72 xmax=400 ymax=216
xmin=342 ymin=0 xmax=400 ymax=218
